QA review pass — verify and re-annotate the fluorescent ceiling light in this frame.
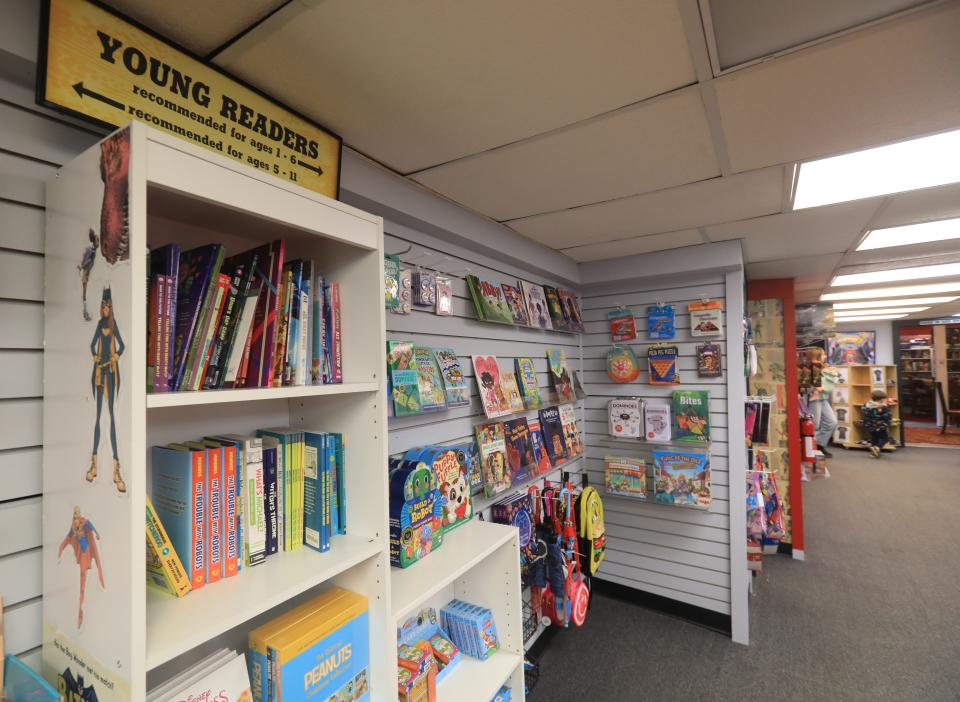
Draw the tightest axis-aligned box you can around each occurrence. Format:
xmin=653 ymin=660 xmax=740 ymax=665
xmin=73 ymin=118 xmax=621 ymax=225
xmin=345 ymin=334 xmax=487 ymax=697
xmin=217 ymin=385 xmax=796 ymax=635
xmin=835 ymin=314 xmax=909 ymax=321
xmin=858 ymin=218 xmax=960 ymax=251
xmin=832 ymin=297 xmax=958 ymax=309
xmin=834 ymin=307 xmax=928 ymax=317
xmin=831 ymin=263 xmax=960 ymax=287
xmin=793 ymin=128 xmax=960 ymax=209
xmin=821 ymin=282 xmax=960 ymax=301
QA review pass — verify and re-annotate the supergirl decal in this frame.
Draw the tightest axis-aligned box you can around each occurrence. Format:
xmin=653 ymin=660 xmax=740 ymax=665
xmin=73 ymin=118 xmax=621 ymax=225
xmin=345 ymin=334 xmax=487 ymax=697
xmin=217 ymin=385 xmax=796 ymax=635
xmin=58 ymin=506 xmax=104 ymax=630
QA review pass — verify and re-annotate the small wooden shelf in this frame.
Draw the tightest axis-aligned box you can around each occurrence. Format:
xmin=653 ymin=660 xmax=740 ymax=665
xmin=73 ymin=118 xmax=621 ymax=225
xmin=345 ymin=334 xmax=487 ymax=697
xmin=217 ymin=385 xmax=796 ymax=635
xmin=146 ymin=382 xmax=379 ymax=408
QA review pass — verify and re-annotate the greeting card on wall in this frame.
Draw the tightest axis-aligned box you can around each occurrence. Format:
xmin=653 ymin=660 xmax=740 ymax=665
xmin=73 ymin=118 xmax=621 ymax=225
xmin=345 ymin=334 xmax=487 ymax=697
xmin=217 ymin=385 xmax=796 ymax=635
xmin=472 ymin=355 xmax=509 ymax=418
xmin=648 ymin=344 xmax=679 ymax=385
xmin=608 ymin=398 xmax=642 ymax=438
xmin=647 ymin=304 xmax=675 ymax=339
xmin=689 ymin=300 xmax=723 ymax=336
xmin=644 ymin=402 xmax=672 ymax=442
xmin=653 ymin=450 xmax=711 ymax=509
xmin=672 ymin=390 xmax=710 ymax=443
xmin=522 ymin=281 xmax=553 ymax=330
xmin=607 ymin=308 xmax=637 ymax=342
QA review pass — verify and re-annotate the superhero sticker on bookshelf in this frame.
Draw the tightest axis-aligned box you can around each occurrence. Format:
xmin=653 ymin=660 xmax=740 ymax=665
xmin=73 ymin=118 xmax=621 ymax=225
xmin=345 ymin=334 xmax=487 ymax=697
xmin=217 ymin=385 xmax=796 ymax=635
xmin=98 ymin=129 xmax=130 ymax=265
xmin=57 ymin=506 xmax=105 ymax=630
xmin=77 ymin=229 xmax=99 ymax=321
xmin=87 ymin=287 xmax=127 ymax=494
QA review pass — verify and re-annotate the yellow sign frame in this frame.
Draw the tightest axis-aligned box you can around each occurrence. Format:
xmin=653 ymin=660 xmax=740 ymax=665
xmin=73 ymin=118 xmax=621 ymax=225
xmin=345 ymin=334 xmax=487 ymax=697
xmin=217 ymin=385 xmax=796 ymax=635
xmin=37 ymin=0 xmax=342 ymax=199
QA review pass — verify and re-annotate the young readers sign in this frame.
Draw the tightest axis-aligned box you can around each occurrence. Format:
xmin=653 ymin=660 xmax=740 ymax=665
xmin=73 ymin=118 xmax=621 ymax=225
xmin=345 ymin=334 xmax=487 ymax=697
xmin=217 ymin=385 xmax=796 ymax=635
xmin=38 ymin=0 xmax=341 ymax=198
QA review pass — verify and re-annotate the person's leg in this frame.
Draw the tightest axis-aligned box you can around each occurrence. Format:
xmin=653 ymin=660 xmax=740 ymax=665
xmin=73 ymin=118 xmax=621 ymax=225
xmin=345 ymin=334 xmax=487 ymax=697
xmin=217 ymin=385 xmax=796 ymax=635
xmin=869 ymin=430 xmax=882 ymax=457
xmin=814 ymin=400 xmax=837 ymax=453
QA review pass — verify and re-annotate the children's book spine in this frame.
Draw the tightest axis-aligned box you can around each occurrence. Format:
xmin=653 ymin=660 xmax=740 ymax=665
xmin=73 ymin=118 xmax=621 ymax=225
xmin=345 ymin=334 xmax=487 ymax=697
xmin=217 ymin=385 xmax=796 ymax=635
xmin=178 ymin=247 xmax=225 ymax=390
xmin=157 ymin=274 xmax=174 ymax=392
xmin=324 ymin=281 xmax=342 ymax=384
xmin=275 ymin=442 xmax=285 ymax=552
xmin=205 ymin=447 xmax=223 ymax=583
xmin=297 ymin=279 xmax=309 ymax=386
xmin=284 ymin=263 xmax=302 ymax=386
xmin=325 ymin=434 xmax=335 ymax=549
xmin=336 ymin=434 xmax=345 ymax=534
xmin=189 ymin=450 xmax=206 ymax=589
xmin=261 ymin=240 xmax=285 ymax=387
xmin=247 ymin=645 xmax=269 ymax=702
xmin=222 ymin=443 xmax=239 ymax=578
xmin=329 ymin=433 xmax=339 ymax=536
xmin=191 ymin=273 xmax=231 ymax=391
xmin=147 ymin=275 xmax=160 ymax=393
xmin=223 ymin=287 xmax=260 ymax=388
xmin=263 ymin=447 xmax=279 ymax=556
xmin=242 ymin=248 xmax=273 ymax=387
xmin=204 ymin=259 xmax=247 ymax=389
xmin=145 ymin=495 xmax=191 ymax=597
xmin=243 ymin=441 xmax=267 ymax=566
xmin=302 ymin=434 xmax=322 ymax=552
xmin=299 ymin=432 xmax=307 ymax=549
xmin=272 ymin=269 xmax=293 ymax=388
xmin=311 ymin=274 xmax=326 ymax=384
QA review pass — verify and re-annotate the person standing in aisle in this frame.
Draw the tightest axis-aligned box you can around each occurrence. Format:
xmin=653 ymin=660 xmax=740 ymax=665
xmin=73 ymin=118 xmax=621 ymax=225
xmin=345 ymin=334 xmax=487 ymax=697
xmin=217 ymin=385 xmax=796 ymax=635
xmin=808 ymin=348 xmax=838 ymax=457
xmin=863 ymin=389 xmax=894 ymax=458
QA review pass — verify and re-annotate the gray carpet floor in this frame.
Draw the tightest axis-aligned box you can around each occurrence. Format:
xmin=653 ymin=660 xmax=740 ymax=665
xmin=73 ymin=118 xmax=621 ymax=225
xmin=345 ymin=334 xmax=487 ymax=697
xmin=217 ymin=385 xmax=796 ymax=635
xmin=531 ymin=446 xmax=960 ymax=701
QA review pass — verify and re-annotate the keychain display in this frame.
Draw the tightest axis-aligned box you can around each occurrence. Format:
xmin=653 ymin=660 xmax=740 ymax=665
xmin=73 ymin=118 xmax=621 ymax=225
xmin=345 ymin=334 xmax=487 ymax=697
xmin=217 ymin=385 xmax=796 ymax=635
xmin=648 ymin=344 xmax=679 ymax=384
xmin=412 ymin=269 xmax=436 ymax=307
xmin=607 ymin=307 xmax=637 ymax=342
xmin=647 ymin=304 xmax=675 ymax=339
xmin=435 ymin=275 xmax=454 ymax=316
xmin=396 ymin=268 xmax=413 ymax=314
xmin=606 ymin=345 xmax=640 ymax=383
xmin=689 ymin=299 xmax=723 ymax=336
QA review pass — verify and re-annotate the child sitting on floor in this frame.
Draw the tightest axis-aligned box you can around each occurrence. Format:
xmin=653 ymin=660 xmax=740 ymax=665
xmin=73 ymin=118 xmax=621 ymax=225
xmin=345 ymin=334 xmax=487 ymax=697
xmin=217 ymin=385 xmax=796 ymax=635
xmin=863 ymin=389 xmax=894 ymax=458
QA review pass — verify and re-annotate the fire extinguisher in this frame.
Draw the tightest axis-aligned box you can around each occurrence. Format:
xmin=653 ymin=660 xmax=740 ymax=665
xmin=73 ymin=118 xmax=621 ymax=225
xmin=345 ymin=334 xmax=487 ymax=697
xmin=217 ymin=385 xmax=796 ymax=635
xmin=800 ymin=413 xmax=817 ymax=462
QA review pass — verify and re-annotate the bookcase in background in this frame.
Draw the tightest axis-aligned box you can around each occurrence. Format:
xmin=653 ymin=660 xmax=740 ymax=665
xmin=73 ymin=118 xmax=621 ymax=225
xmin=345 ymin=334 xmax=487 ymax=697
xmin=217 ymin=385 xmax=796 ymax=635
xmin=42 ymin=123 xmax=390 ymax=700
xmin=833 ymin=364 xmax=899 ymax=452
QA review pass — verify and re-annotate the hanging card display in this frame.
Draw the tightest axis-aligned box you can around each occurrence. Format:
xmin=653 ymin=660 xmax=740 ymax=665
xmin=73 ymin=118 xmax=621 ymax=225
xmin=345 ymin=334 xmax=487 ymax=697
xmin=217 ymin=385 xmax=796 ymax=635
xmin=435 ymin=275 xmax=454 ymax=315
xmin=606 ymin=345 xmax=640 ymax=383
xmin=604 ymin=456 xmax=646 ymax=499
xmin=384 ymin=254 xmax=400 ymax=309
xmin=412 ymin=269 xmax=436 ymax=307
xmin=672 ymin=390 xmax=710 ymax=443
xmin=644 ymin=402 xmax=671 ymax=442
xmin=608 ymin=398 xmax=642 ymax=438
xmin=697 ymin=343 xmax=723 ymax=378
xmin=647 ymin=304 xmax=675 ymax=339
xmin=396 ymin=268 xmax=412 ymax=314
xmin=653 ymin=450 xmax=711 ymax=509
xmin=688 ymin=300 xmax=723 ymax=336
xmin=648 ymin=344 xmax=679 ymax=385
xmin=607 ymin=308 xmax=637 ymax=342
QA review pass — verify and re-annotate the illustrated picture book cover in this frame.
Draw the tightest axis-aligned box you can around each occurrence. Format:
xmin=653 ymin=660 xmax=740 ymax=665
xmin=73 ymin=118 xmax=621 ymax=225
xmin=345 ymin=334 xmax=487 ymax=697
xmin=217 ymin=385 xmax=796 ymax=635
xmin=522 ymin=281 xmax=553 ymax=330
xmin=504 ymin=417 xmax=535 ymax=485
xmin=648 ymin=344 xmax=680 ymax=385
xmin=538 ymin=406 xmax=568 ymax=466
xmin=434 ymin=347 xmax=471 ymax=407
xmin=388 ymin=340 xmax=422 ymax=416
xmin=697 ymin=343 xmax=722 ymax=378
xmin=547 ymin=348 xmax=576 ymax=403
xmin=672 ymin=390 xmax=710 ymax=442
xmin=501 ymin=282 xmax=531 ymax=326
xmin=604 ymin=456 xmax=646 ymax=499
xmin=558 ymin=404 xmax=582 ymax=457
xmin=689 ymin=300 xmax=723 ymax=336
xmin=388 ymin=458 xmax=443 ymax=567
xmin=557 ymin=289 xmax=584 ymax=333
xmin=644 ymin=402 xmax=671 ymax=442
xmin=466 ymin=275 xmax=514 ymax=324
xmin=514 ymin=357 xmax=543 ymax=409
xmin=475 ymin=422 xmax=512 ymax=497
xmin=499 ymin=369 xmax=526 ymax=414
xmin=472 ymin=355 xmax=510 ymax=418
xmin=414 ymin=446 xmax=473 ymax=533
xmin=653 ymin=450 xmax=711 ymax=509
xmin=414 ymin=345 xmax=447 ymax=412
xmin=527 ymin=419 xmax=554 ymax=476
xmin=156 ymin=651 xmax=252 ymax=702
xmin=608 ymin=398 xmax=642 ymax=438
xmin=543 ymin=285 xmax=568 ymax=330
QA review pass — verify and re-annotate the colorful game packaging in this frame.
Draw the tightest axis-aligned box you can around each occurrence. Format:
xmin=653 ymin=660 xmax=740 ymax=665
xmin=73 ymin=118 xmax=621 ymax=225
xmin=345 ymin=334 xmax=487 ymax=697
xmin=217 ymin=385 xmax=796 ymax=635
xmin=607 ymin=307 xmax=637 ymax=341
xmin=647 ymin=304 xmax=675 ymax=339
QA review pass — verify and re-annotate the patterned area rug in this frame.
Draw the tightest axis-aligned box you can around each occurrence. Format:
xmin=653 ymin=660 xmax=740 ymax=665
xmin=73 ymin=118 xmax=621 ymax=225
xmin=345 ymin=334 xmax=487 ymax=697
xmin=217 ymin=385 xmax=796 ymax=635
xmin=905 ymin=426 xmax=960 ymax=447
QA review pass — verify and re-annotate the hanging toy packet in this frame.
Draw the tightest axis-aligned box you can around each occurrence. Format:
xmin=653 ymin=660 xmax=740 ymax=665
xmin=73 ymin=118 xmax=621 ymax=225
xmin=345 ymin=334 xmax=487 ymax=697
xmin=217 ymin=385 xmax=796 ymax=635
xmin=606 ymin=345 xmax=640 ymax=383
xmin=648 ymin=344 xmax=679 ymax=385
xmin=689 ymin=300 xmax=723 ymax=336
xmin=647 ymin=304 xmax=675 ymax=339
xmin=607 ymin=307 xmax=637 ymax=342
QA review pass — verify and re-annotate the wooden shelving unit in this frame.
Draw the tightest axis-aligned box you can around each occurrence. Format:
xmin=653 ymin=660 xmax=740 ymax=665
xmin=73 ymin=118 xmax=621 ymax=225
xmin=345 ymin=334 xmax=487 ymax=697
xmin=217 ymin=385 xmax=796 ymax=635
xmin=832 ymin=365 xmax=900 ymax=451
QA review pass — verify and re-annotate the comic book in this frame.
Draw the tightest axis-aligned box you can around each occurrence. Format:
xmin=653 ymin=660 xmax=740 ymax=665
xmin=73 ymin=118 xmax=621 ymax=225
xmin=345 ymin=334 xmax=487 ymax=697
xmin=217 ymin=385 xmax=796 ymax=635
xmin=472 ymin=355 xmax=510 ymax=418
xmin=501 ymin=282 xmax=531 ymax=326
xmin=527 ymin=419 xmax=554 ymax=476
xmin=388 ymin=341 xmax=422 ymax=416
xmin=543 ymin=285 xmax=568 ymax=330
xmin=547 ymin=348 xmax=576 ymax=403
xmin=475 ymin=422 xmax=512 ymax=497
xmin=558 ymin=404 xmax=582 ymax=457
xmin=672 ymin=390 xmax=710 ymax=443
xmin=557 ymin=289 xmax=584 ymax=333
xmin=644 ymin=402 xmax=671 ymax=442
xmin=466 ymin=275 xmax=514 ymax=324
xmin=514 ymin=357 xmax=543 ymax=409
xmin=538 ymin=406 xmax=568 ymax=466
xmin=414 ymin=345 xmax=447 ymax=412
xmin=604 ymin=456 xmax=646 ymax=500
xmin=653 ymin=450 xmax=711 ymax=509
xmin=434 ymin=347 xmax=471 ymax=407
xmin=504 ymin=417 xmax=535 ymax=485
xmin=499 ymin=369 xmax=526 ymax=414
xmin=522 ymin=281 xmax=553 ymax=330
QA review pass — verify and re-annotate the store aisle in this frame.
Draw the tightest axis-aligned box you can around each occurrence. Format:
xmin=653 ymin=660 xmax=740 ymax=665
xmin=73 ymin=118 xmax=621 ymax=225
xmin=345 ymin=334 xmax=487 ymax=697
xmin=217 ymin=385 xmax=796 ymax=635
xmin=532 ymin=447 xmax=960 ymax=701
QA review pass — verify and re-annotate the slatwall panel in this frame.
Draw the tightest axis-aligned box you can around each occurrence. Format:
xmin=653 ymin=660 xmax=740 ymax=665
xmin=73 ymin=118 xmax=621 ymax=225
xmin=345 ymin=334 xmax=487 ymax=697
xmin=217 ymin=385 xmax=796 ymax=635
xmin=384 ymin=223 xmax=585 ymax=523
xmin=0 ymin=35 xmax=105 ymax=666
xmin=580 ymin=275 xmax=735 ymax=615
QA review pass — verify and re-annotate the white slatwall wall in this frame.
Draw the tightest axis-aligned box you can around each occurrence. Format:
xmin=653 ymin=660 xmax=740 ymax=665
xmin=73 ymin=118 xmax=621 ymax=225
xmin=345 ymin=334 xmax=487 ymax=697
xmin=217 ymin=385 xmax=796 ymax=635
xmin=383 ymin=222 xmax=585 ymax=520
xmin=580 ymin=274 xmax=735 ymax=616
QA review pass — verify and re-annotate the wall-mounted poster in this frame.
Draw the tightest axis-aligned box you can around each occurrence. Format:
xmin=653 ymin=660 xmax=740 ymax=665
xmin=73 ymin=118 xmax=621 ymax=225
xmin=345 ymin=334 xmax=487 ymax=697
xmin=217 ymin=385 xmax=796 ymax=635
xmin=826 ymin=331 xmax=877 ymax=365
xmin=795 ymin=303 xmax=835 ymax=349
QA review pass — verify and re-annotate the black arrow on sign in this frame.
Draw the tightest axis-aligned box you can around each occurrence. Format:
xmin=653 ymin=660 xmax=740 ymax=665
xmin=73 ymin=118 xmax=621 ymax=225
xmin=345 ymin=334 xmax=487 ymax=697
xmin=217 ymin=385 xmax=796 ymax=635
xmin=294 ymin=157 xmax=324 ymax=177
xmin=72 ymin=82 xmax=125 ymax=111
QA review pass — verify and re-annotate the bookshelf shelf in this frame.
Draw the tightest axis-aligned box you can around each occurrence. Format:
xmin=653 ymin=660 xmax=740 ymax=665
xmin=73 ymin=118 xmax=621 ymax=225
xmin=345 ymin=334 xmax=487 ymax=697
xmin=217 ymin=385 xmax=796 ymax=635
xmin=146 ymin=381 xmax=380 ymax=408
xmin=146 ymin=535 xmax=384 ymax=670
xmin=437 ymin=650 xmax=523 ymax=702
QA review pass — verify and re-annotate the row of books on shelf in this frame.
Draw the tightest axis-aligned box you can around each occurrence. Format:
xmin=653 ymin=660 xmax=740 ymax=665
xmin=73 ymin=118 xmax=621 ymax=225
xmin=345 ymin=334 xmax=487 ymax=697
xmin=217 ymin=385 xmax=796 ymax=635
xmin=465 ymin=273 xmax=584 ymax=333
xmin=147 ymin=240 xmax=342 ymax=393
xmin=387 ymin=341 xmax=584 ymax=418
xmin=146 ymin=428 xmax=345 ymax=598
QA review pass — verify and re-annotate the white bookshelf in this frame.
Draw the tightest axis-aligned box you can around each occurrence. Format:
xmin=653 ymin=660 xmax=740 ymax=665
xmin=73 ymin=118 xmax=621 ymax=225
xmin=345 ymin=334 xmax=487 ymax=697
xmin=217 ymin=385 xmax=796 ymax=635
xmin=42 ymin=124 xmax=391 ymax=699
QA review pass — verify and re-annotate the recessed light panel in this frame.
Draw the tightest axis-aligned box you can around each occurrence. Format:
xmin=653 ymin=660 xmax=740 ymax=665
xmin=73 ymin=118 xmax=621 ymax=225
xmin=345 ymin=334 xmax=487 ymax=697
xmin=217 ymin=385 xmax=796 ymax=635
xmin=794 ymin=128 xmax=960 ymax=210
xmin=835 ymin=314 xmax=908 ymax=321
xmin=834 ymin=307 xmax=929 ymax=317
xmin=831 ymin=263 xmax=960 ymax=287
xmin=821 ymin=282 xmax=960 ymax=301
xmin=858 ymin=218 xmax=960 ymax=251
xmin=832 ymin=297 xmax=958 ymax=309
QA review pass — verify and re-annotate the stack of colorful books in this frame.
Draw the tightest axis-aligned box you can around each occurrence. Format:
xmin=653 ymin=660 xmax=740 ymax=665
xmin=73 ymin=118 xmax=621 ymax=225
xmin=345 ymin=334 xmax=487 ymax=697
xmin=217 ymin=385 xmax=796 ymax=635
xmin=147 ymin=241 xmax=342 ymax=393
xmin=146 ymin=429 xmax=345 ymax=597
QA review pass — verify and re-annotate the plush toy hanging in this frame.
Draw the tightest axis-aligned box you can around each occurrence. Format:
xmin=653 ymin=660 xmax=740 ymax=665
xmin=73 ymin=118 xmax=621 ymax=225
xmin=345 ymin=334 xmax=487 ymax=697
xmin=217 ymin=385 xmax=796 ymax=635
xmin=606 ymin=345 xmax=640 ymax=383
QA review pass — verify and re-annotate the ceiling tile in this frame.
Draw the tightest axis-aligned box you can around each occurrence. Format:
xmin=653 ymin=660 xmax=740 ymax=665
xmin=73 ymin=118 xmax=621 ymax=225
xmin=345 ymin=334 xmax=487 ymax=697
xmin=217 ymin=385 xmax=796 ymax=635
xmin=216 ymin=0 xmax=697 ymax=173
xmin=559 ymin=229 xmax=704 ymax=262
xmin=507 ymin=166 xmax=782 ymax=249
xmin=411 ymin=88 xmax=719 ymax=221
xmin=708 ymin=0 xmax=930 ymax=69
xmin=104 ymin=0 xmax=286 ymax=55
xmin=873 ymin=182 xmax=960 ymax=228
xmin=747 ymin=253 xmax=843 ymax=280
xmin=714 ymin=2 xmax=960 ymax=172
xmin=707 ymin=199 xmax=878 ymax=262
